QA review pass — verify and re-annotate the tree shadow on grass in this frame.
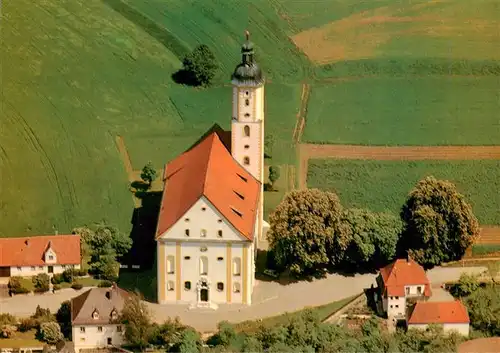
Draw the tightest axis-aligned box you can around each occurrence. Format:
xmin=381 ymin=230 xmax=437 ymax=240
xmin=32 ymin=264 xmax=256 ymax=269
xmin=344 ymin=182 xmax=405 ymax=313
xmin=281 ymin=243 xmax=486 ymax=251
xmin=101 ymin=0 xmax=189 ymax=59
xmin=117 ymin=191 xmax=162 ymax=302
xmin=171 ymin=69 xmax=200 ymax=87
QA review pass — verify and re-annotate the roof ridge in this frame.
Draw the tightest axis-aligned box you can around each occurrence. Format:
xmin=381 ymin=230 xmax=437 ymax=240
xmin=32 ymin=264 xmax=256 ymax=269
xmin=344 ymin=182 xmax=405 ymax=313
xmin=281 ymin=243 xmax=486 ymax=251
xmin=201 ymin=133 xmax=218 ymax=194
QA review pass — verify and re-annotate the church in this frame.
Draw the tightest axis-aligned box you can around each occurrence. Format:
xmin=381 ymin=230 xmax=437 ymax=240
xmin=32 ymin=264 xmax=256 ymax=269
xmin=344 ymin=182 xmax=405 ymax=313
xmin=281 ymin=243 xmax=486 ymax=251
xmin=156 ymin=32 xmax=266 ymax=308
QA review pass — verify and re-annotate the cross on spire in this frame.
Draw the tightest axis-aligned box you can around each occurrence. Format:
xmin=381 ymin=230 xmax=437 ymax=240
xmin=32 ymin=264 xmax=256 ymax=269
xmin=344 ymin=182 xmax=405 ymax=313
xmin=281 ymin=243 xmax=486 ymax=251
xmin=245 ymin=30 xmax=250 ymax=41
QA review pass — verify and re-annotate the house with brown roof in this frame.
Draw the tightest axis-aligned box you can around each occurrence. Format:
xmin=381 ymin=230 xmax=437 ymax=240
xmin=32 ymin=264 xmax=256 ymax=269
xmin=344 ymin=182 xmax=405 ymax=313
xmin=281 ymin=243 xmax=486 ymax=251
xmin=408 ymin=300 xmax=470 ymax=336
xmin=156 ymin=33 xmax=266 ymax=309
xmin=376 ymin=257 xmax=431 ymax=319
xmin=71 ymin=285 xmax=128 ymax=353
xmin=0 ymin=235 xmax=81 ymax=278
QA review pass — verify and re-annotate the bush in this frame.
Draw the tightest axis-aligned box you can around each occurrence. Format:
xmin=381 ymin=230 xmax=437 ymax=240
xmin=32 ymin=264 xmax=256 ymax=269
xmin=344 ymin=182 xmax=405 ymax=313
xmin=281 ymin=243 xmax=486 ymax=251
xmin=71 ymin=283 xmax=83 ymax=290
xmin=62 ymin=269 xmax=74 ymax=283
xmin=33 ymin=273 xmax=50 ymax=292
xmin=98 ymin=280 xmax=113 ymax=288
xmin=1 ymin=325 xmax=17 ymax=338
xmin=51 ymin=273 xmax=64 ymax=284
xmin=38 ymin=322 xmax=63 ymax=344
xmin=8 ymin=277 xmax=30 ymax=294
xmin=75 ymin=269 xmax=87 ymax=277
xmin=0 ymin=314 xmax=17 ymax=326
xmin=53 ymin=284 xmax=61 ymax=291
xmin=18 ymin=317 xmax=38 ymax=332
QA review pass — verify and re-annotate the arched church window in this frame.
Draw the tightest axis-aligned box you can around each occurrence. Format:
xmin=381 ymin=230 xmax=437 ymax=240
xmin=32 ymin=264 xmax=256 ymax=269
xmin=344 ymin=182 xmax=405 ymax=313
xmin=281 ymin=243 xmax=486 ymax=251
xmin=233 ymin=282 xmax=241 ymax=293
xmin=244 ymin=113 xmax=250 ymax=118
xmin=243 ymin=157 xmax=250 ymax=165
xmin=200 ymin=256 xmax=208 ymax=275
xmin=233 ymin=258 xmax=241 ymax=276
xmin=244 ymin=125 xmax=250 ymax=137
xmin=167 ymin=256 xmax=175 ymax=274
xmin=245 ymin=99 xmax=250 ymax=106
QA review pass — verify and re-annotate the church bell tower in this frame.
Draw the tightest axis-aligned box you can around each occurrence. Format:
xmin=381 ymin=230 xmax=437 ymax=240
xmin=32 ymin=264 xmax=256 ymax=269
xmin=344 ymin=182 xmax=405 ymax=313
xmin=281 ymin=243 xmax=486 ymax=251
xmin=230 ymin=31 xmax=265 ymax=185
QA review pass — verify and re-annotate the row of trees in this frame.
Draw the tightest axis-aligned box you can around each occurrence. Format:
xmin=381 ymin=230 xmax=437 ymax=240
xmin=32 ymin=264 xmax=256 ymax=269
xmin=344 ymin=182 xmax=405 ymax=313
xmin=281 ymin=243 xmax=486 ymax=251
xmin=72 ymin=223 xmax=132 ymax=280
xmin=113 ymin=293 xmax=467 ymax=353
xmin=268 ymin=176 xmax=479 ymax=275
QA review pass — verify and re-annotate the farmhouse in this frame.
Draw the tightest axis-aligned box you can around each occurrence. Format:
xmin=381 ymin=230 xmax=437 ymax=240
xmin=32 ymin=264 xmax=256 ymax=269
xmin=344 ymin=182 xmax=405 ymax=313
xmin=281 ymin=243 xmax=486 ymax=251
xmin=0 ymin=235 xmax=81 ymax=278
xmin=156 ymin=32 xmax=266 ymax=308
xmin=376 ymin=257 xmax=432 ymax=319
xmin=408 ymin=300 xmax=470 ymax=336
xmin=71 ymin=284 xmax=128 ymax=353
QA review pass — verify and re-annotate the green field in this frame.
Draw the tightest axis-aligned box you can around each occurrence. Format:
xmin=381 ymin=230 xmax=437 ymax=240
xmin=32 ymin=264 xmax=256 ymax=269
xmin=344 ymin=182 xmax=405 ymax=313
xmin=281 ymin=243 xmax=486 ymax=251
xmin=2 ymin=0 xmax=499 ymax=236
xmin=303 ymin=76 xmax=500 ymax=146
xmin=307 ymin=160 xmax=500 ymax=225
xmin=1 ymin=0 xmax=303 ymax=236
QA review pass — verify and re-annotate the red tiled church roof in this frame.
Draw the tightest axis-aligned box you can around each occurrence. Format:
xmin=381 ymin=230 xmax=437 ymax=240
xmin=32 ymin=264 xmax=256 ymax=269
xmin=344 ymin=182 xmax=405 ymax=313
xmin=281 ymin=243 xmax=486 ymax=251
xmin=0 ymin=235 xmax=81 ymax=267
xmin=379 ymin=258 xmax=431 ymax=296
xmin=408 ymin=300 xmax=470 ymax=324
xmin=156 ymin=131 xmax=260 ymax=241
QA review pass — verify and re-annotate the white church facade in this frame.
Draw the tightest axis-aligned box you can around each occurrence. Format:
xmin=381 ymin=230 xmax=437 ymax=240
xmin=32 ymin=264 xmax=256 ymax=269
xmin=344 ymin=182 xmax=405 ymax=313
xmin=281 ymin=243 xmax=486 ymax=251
xmin=156 ymin=32 xmax=266 ymax=308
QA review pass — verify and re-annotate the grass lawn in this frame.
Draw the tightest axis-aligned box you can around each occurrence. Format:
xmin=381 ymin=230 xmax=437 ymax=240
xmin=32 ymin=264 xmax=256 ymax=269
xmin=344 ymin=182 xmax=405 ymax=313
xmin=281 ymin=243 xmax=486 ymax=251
xmin=0 ymin=331 xmax=42 ymax=349
xmin=303 ymin=77 xmax=500 ymax=146
xmin=233 ymin=294 xmax=358 ymax=333
xmin=307 ymin=160 xmax=500 ymax=225
xmin=18 ymin=277 xmax=35 ymax=292
xmin=472 ymin=244 xmax=500 ymax=257
xmin=127 ymin=83 xmax=301 ymax=169
xmin=58 ymin=277 xmax=103 ymax=289
xmin=118 ymin=269 xmax=157 ymax=302
xmin=116 ymin=0 xmax=310 ymax=83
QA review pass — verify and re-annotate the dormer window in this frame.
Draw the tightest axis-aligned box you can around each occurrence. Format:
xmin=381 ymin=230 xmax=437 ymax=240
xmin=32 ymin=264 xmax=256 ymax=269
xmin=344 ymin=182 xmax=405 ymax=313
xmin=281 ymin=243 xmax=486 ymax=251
xmin=110 ymin=309 xmax=118 ymax=320
xmin=92 ymin=309 xmax=99 ymax=320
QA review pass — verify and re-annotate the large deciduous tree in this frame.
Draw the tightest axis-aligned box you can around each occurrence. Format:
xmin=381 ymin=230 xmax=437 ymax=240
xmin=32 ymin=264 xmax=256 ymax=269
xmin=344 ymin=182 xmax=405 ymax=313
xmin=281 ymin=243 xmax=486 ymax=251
xmin=56 ymin=301 xmax=72 ymax=339
xmin=399 ymin=176 xmax=479 ymax=267
xmin=74 ymin=223 xmax=132 ymax=279
xmin=121 ymin=292 xmax=152 ymax=350
xmin=341 ymin=209 xmax=402 ymax=269
xmin=465 ymin=285 xmax=500 ymax=336
xmin=182 ymin=44 xmax=218 ymax=86
xmin=267 ymin=189 xmax=347 ymax=276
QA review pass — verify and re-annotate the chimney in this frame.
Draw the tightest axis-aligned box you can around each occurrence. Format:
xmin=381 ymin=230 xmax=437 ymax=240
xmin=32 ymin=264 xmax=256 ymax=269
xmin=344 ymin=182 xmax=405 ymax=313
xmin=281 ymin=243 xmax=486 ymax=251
xmin=55 ymin=230 xmax=58 ymax=235
xmin=25 ymin=239 xmax=29 ymax=246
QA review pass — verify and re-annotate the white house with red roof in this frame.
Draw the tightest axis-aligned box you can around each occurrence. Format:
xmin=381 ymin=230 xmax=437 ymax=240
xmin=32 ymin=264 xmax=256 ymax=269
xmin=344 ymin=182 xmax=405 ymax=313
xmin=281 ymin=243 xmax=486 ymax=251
xmin=377 ymin=257 xmax=432 ymax=319
xmin=408 ymin=300 xmax=470 ymax=336
xmin=0 ymin=234 xmax=81 ymax=278
xmin=156 ymin=33 xmax=265 ymax=308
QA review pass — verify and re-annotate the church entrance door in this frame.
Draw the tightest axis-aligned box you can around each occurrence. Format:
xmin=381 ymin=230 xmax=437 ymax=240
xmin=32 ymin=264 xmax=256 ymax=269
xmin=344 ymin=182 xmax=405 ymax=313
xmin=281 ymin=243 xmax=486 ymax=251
xmin=200 ymin=288 xmax=209 ymax=302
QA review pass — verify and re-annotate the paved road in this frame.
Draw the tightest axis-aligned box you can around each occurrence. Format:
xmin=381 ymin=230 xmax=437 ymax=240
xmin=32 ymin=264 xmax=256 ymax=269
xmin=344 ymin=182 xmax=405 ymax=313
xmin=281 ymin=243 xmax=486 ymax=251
xmin=0 ymin=266 xmax=486 ymax=333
